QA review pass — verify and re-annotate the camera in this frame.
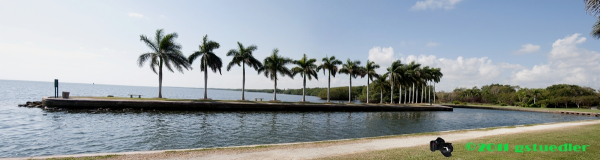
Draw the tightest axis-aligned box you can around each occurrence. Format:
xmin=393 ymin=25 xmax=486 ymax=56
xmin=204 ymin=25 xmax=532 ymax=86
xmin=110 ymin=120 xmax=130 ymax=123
xmin=430 ymin=137 xmax=453 ymax=157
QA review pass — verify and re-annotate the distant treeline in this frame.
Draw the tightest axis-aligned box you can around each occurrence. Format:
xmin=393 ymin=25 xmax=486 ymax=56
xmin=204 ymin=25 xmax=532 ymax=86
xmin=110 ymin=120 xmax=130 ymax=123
xmin=231 ymin=86 xmax=366 ymax=101
xmin=436 ymin=84 xmax=600 ymax=108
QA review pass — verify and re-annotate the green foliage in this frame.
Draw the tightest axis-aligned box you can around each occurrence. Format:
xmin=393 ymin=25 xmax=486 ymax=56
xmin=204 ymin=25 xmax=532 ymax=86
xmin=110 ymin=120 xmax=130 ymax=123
xmin=500 ymin=102 xmax=507 ymax=106
xmin=437 ymin=83 xmax=599 ymax=108
xmin=358 ymin=85 xmax=390 ymax=103
xmin=452 ymin=100 xmax=461 ymax=105
xmin=318 ymin=86 xmax=364 ymax=100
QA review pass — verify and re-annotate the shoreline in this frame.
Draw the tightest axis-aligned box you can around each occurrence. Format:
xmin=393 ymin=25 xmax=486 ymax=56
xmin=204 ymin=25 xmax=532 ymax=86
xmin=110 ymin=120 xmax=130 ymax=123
xmin=41 ymin=97 xmax=453 ymax=112
xmin=446 ymin=104 xmax=600 ymax=117
xmin=7 ymin=119 xmax=600 ymax=160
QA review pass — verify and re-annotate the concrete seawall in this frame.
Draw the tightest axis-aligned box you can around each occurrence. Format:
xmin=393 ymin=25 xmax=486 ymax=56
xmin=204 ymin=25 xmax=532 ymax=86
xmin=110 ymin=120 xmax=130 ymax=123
xmin=42 ymin=97 xmax=453 ymax=112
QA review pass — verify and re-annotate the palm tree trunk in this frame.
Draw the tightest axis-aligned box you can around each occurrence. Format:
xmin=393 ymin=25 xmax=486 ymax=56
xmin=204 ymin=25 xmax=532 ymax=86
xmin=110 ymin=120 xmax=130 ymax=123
xmin=303 ymin=74 xmax=306 ymax=102
xmin=415 ymin=84 xmax=421 ymax=103
xmin=204 ymin=64 xmax=208 ymax=99
xmin=534 ymin=96 xmax=536 ymax=104
xmin=422 ymin=84 xmax=424 ymax=103
xmin=242 ymin=62 xmax=246 ymax=100
xmin=433 ymin=83 xmax=436 ymax=104
xmin=158 ymin=59 xmax=163 ymax=98
xmin=399 ymin=85 xmax=402 ymax=104
xmin=404 ymin=86 xmax=407 ymax=104
xmin=428 ymin=81 xmax=431 ymax=105
xmin=398 ymin=85 xmax=401 ymax=104
xmin=411 ymin=83 xmax=417 ymax=103
xmin=390 ymin=78 xmax=394 ymax=104
xmin=409 ymin=84 xmax=412 ymax=103
xmin=327 ymin=71 xmax=331 ymax=102
xmin=349 ymin=76 xmax=352 ymax=103
xmin=380 ymin=89 xmax=383 ymax=104
xmin=412 ymin=83 xmax=415 ymax=103
xmin=274 ymin=77 xmax=277 ymax=101
xmin=367 ymin=77 xmax=370 ymax=103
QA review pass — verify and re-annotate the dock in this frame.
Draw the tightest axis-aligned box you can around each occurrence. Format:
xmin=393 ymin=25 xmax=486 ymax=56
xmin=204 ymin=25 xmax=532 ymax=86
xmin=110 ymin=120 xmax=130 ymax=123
xmin=41 ymin=97 xmax=453 ymax=112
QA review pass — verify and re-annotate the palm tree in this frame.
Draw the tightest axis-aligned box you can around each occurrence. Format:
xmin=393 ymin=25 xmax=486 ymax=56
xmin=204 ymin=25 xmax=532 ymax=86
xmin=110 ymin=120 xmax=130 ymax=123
xmin=317 ymin=56 xmax=342 ymax=102
xmin=188 ymin=35 xmax=222 ymax=100
xmin=405 ymin=61 xmax=422 ymax=103
xmin=420 ymin=66 xmax=432 ymax=103
xmin=257 ymin=48 xmax=294 ymax=101
xmin=226 ymin=42 xmax=263 ymax=100
xmin=530 ymin=89 xmax=543 ymax=104
xmin=138 ymin=29 xmax=190 ymax=98
xmin=431 ymin=67 xmax=443 ymax=103
xmin=338 ymin=59 xmax=366 ymax=103
xmin=384 ymin=60 xmax=404 ymax=104
xmin=372 ymin=74 xmax=389 ymax=104
xmin=585 ymin=0 xmax=600 ymax=38
xmin=364 ymin=60 xmax=380 ymax=103
xmin=422 ymin=66 xmax=435 ymax=105
xmin=291 ymin=54 xmax=319 ymax=102
xmin=397 ymin=65 xmax=412 ymax=104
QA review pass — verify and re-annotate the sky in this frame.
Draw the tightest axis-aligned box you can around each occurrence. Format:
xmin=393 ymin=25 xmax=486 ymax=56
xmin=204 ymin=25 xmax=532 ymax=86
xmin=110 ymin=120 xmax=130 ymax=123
xmin=1 ymin=0 xmax=600 ymax=92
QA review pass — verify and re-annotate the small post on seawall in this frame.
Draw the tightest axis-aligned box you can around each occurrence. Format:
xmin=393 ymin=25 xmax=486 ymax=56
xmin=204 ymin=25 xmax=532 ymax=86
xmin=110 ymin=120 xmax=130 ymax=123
xmin=54 ymin=79 xmax=58 ymax=98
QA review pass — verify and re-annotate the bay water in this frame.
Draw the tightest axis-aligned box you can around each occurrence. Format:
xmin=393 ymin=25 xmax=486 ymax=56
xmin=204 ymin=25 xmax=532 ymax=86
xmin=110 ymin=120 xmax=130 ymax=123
xmin=0 ymin=80 xmax=597 ymax=158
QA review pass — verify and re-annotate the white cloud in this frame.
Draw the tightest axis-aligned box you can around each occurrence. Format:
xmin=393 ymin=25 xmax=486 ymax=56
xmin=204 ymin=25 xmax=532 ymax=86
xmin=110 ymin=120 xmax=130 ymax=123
xmin=128 ymin=12 xmax=144 ymax=18
xmin=401 ymin=55 xmax=523 ymax=91
xmin=513 ymin=44 xmax=540 ymax=54
xmin=426 ymin=42 xmax=439 ymax=47
xmin=411 ymin=0 xmax=463 ymax=11
xmin=368 ymin=46 xmax=397 ymax=73
xmin=510 ymin=33 xmax=600 ymax=88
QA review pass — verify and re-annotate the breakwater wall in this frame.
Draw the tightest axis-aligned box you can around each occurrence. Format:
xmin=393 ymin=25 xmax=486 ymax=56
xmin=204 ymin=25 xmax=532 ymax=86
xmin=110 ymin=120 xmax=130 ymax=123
xmin=42 ymin=97 xmax=453 ymax=112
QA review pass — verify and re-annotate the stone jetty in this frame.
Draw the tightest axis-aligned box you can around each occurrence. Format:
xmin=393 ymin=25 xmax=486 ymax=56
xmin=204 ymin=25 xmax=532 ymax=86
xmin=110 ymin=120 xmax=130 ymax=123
xmin=40 ymin=97 xmax=453 ymax=112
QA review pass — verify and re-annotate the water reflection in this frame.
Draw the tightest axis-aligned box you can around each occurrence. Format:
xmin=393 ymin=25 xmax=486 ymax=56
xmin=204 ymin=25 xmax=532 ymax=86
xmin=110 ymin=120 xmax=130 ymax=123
xmin=2 ymin=108 xmax=599 ymax=157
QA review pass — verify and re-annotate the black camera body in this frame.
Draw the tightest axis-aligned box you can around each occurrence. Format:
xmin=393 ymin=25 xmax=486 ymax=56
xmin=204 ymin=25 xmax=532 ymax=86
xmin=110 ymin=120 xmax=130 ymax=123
xmin=430 ymin=137 xmax=453 ymax=157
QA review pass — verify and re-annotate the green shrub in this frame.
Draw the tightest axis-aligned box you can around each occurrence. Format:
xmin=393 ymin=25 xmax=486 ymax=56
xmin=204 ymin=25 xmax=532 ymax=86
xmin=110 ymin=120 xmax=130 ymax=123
xmin=500 ymin=103 xmax=507 ymax=106
xmin=317 ymin=86 xmax=364 ymax=100
xmin=452 ymin=100 xmax=461 ymax=105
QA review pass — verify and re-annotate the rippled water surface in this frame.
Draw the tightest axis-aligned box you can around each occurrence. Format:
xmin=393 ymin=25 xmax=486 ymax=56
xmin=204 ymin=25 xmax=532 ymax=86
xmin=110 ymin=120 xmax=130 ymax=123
xmin=0 ymin=80 xmax=598 ymax=158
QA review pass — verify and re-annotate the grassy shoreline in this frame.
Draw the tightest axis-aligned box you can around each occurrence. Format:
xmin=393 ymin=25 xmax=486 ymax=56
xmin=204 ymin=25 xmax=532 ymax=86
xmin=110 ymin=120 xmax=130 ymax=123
xmin=319 ymin=119 xmax=600 ymax=160
xmin=441 ymin=103 xmax=600 ymax=114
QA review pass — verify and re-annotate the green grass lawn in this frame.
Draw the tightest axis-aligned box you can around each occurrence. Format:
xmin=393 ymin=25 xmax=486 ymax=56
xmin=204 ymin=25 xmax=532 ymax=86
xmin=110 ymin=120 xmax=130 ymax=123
xmin=319 ymin=121 xmax=600 ymax=160
xmin=442 ymin=103 xmax=600 ymax=114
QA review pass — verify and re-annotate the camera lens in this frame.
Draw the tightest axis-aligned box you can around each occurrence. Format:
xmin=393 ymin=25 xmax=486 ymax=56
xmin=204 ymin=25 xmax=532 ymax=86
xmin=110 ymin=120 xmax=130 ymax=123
xmin=440 ymin=143 xmax=453 ymax=157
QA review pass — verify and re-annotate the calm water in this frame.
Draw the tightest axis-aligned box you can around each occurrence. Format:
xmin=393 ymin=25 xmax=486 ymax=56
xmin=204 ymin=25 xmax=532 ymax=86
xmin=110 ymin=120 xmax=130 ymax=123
xmin=0 ymin=80 xmax=598 ymax=158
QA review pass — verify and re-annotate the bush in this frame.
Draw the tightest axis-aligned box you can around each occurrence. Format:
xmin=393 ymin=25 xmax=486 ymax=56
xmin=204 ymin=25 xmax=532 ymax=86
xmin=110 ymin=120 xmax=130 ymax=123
xmin=500 ymin=103 xmax=507 ymax=106
xmin=529 ymin=103 xmax=540 ymax=108
xmin=317 ymin=86 xmax=364 ymax=100
xmin=452 ymin=100 xmax=461 ymax=105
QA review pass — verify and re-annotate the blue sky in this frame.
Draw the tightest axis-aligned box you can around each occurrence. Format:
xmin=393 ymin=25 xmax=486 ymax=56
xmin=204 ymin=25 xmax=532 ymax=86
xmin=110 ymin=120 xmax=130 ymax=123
xmin=1 ymin=0 xmax=600 ymax=92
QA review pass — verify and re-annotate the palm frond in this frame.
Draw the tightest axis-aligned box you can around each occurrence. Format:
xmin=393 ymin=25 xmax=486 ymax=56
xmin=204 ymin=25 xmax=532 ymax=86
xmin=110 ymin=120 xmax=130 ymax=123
xmin=592 ymin=17 xmax=600 ymax=39
xmin=586 ymin=0 xmax=600 ymax=16
xmin=188 ymin=51 xmax=203 ymax=64
xmin=139 ymin=35 xmax=158 ymax=52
